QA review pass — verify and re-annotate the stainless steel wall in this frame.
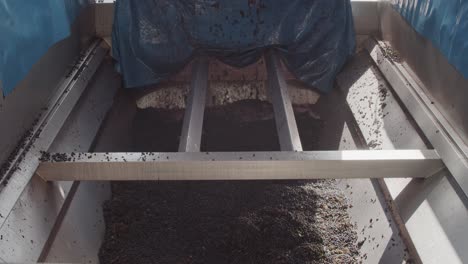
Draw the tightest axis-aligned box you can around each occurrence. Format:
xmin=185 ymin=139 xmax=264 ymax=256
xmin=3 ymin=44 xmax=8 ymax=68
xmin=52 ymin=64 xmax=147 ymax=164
xmin=379 ymin=1 xmax=468 ymax=145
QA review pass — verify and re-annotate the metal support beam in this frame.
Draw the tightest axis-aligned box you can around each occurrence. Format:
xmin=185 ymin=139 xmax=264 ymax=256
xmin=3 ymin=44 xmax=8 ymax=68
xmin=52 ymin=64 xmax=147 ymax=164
xmin=265 ymin=50 xmax=303 ymax=151
xmin=178 ymin=57 xmax=209 ymax=152
xmin=36 ymin=150 xmax=444 ymax=181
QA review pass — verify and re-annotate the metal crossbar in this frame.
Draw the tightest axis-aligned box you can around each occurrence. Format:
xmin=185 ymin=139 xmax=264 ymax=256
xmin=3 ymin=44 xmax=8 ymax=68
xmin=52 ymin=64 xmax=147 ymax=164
xmin=36 ymin=150 xmax=443 ymax=181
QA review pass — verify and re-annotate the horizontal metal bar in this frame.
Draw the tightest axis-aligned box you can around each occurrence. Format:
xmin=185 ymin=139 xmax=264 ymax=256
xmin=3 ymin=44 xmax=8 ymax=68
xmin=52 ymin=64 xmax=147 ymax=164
xmin=178 ymin=57 xmax=209 ymax=152
xmin=265 ymin=50 xmax=303 ymax=151
xmin=0 ymin=41 xmax=106 ymax=230
xmin=36 ymin=150 xmax=444 ymax=181
xmin=365 ymin=39 xmax=468 ymax=197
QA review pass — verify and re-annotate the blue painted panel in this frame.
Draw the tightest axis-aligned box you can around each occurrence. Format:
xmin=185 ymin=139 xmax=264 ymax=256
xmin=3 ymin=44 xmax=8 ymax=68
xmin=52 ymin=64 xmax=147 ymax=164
xmin=0 ymin=0 xmax=88 ymax=96
xmin=394 ymin=0 xmax=468 ymax=79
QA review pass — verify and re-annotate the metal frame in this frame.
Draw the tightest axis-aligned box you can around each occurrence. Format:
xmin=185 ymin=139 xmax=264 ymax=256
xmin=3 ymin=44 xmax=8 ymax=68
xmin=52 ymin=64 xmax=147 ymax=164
xmin=34 ymin=50 xmax=446 ymax=182
xmin=0 ymin=41 xmax=106 ymax=231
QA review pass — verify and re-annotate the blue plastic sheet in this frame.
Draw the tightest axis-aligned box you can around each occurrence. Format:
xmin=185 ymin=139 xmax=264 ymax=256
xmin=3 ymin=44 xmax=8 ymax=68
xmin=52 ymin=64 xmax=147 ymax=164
xmin=0 ymin=0 xmax=88 ymax=96
xmin=112 ymin=0 xmax=356 ymax=93
xmin=393 ymin=0 xmax=468 ymax=79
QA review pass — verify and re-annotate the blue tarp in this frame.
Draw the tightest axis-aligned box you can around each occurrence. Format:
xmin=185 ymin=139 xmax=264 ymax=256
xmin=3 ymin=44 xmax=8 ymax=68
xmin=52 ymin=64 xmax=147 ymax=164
xmin=112 ymin=0 xmax=356 ymax=93
xmin=0 ymin=0 xmax=88 ymax=96
xmin=393 ymin=0 xmax=468 ymax=79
